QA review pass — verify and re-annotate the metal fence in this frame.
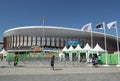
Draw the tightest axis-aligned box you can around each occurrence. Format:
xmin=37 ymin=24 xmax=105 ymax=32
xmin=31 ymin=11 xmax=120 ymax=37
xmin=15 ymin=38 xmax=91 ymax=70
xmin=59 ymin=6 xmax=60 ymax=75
xmin=6 ymin=53 xmax=90 ymax=67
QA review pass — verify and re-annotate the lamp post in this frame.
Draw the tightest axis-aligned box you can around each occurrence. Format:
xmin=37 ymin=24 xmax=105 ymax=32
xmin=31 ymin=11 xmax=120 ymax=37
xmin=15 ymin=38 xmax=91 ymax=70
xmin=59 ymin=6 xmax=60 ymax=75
xmin=42 ymin=16 xmax=46 ymax=60
xmin=42 ymin=16 xmax=45 ymax=51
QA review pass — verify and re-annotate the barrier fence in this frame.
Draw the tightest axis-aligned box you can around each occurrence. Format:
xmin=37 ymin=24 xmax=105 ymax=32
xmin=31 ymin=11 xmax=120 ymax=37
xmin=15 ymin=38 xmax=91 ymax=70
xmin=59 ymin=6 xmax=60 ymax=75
xmin=5 ymin=53 xmax=120 ymax=67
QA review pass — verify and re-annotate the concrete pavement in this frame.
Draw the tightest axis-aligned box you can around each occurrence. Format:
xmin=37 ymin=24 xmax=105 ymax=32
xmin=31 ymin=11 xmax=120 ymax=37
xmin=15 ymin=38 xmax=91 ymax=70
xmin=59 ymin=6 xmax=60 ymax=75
xmin=0 ymin=59 xmax=120 ymax=75
xmin=1 ymin=60 xmax=120 ymax=81
xmin=0 ymin=67 xmax=120 ymax=75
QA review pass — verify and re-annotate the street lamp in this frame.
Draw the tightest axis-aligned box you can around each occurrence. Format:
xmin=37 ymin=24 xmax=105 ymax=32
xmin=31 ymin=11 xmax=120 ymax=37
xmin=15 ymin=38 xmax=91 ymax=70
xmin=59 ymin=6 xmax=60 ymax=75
xmin=42 ymin=16 xmax=46 ymax=58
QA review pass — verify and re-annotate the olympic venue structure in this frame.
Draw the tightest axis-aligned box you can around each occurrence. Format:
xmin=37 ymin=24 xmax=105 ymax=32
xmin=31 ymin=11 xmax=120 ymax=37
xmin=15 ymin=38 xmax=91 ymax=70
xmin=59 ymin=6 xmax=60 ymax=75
xmin=0 ymin=41 xmax=3 ymax=51
xmin=3 ymin=26 xmax=120 ymax=53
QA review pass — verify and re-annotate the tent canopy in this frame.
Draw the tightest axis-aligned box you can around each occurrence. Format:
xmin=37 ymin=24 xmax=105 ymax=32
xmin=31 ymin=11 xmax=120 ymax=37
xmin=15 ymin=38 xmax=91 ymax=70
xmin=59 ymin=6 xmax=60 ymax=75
xmin=62 ymin=43 xmax=105 ymax=53
xmin=75 ymin=44 xmax=82 ymax=51
xmin=74 ymin=44 xmax=85 ymax=52
xmin=83 ymin=43 xmax=92 ymax=51
xmin=92 ymin=43 xmax=105 ymax=52
xmin=62 ymin=46 xmax=68 ymax=52
xmin=0 ymin=49 xmax=8 ymax=56
xmin=68 ymin=45 xmax=74 ymax=52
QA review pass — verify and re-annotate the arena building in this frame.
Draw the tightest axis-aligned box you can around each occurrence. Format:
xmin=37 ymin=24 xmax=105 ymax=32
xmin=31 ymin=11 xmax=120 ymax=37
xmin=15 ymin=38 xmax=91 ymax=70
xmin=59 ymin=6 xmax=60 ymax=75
xmin=0 ymin=41 xmax=3 ymax=51
xmin=3 ymin=26 xmax=120 ymax=52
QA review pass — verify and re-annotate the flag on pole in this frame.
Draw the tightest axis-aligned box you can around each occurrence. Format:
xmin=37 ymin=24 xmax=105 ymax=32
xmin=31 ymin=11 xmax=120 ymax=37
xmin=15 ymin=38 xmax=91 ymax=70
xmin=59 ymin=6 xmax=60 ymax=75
xmin=81 ymin=23 xmax=91 ymax=31
xmin=107 ymin=21 xmax=117 ymax=29
xmin=107 ymin=21 xmax=120 ymax=65
xmin=95 ymin=23 xmax=103 ymax=29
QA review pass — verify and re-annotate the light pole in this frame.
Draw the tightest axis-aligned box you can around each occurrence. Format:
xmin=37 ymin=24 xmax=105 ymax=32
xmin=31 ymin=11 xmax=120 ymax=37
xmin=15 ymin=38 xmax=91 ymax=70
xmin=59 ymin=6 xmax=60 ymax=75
xmin=42 ymin=16 xmax=45 ymax=49
xmin=42 ymin=16 xmax=46 ymax=59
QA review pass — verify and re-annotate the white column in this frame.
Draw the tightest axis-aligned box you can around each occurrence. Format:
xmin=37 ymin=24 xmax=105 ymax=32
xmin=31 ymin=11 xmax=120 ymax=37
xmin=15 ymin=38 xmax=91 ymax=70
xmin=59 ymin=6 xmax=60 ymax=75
xmin=78 ymin=52 xmax=80 ymax=62
xmin=69 ymin=52 xmax=72 ymax=61
xmin=86 ymin=51 xmax=90 ymax=62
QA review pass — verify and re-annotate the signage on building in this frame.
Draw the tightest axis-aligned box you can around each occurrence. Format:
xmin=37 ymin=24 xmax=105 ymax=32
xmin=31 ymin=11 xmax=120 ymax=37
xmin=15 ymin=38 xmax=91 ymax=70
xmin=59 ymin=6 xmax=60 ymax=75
xmin=68 ymin=40 xmax=83 ymax=46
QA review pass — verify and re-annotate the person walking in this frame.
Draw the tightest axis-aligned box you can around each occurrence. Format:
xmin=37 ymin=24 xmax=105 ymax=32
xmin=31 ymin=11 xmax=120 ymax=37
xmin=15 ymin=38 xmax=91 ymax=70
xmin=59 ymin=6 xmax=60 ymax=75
xmin=14 ymin=55 xmax=19 ymax=66
xmin=50 ymin=55 xmax=55 ymax=70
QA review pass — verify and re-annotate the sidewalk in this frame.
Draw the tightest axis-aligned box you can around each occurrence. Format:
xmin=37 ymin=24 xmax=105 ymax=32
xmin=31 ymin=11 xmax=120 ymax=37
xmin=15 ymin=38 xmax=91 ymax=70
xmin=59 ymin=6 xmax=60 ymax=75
xmin=0 ymin=59 xmax=120 ymax=76
xmin=0 ymin=65 xmax=120 ymax=75
xmin=1 ymin=59 xmax=120 ymax=81
xmin=1 ymin=59 xmax=120 ymax=68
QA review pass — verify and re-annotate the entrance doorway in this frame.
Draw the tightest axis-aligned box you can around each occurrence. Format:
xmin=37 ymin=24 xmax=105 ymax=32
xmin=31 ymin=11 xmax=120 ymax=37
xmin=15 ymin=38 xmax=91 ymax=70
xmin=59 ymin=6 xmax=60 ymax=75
xmin=72 ymin=53 xmax=77 ymax=61
xmin=64 ymin=53 xmax=69 ymax=61
xmin=80 ymin=53 xmax=86 ymax=62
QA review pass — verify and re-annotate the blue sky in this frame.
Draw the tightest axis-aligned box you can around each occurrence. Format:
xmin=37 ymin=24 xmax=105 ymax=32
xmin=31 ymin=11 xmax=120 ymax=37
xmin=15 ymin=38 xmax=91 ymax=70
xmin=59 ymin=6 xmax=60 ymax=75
xmin=0 ymin=0 xmax=120 ymax=41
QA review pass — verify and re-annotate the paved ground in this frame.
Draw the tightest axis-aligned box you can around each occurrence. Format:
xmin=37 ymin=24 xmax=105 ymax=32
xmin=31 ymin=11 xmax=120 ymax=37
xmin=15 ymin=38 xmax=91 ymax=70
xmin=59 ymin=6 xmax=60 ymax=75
xmin=0 ymin=59 xmax=120 ymax=81
xmin=0 ymin=72 xmax=120 ymax=81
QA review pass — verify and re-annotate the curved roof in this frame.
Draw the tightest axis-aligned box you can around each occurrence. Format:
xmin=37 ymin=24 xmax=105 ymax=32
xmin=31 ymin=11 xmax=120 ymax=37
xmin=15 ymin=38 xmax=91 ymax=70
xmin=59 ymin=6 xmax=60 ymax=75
xmin=4 ymin=26 xmax=120 ymax=41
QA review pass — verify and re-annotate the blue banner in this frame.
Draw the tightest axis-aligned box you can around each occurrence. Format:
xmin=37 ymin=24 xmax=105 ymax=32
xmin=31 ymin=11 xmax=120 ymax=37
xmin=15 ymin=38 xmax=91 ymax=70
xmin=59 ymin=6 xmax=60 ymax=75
xmin=68 ymin=41 xmax=82 ymax=46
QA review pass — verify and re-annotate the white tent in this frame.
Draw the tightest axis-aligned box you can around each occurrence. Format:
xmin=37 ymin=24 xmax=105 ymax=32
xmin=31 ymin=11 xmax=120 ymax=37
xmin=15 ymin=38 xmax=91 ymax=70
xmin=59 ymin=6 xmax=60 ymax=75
xmin=75 ymin=44 xmax=83 ymax=62
xmin=62 ymin=46 xmax=68 ymax=52
xmin=82 ymin=43 xmax=93 ymax=62
xmin=59 ymin=51 xmax=65 ymax=62
xmin=0 ymin=49 xmax=8 ymax=57
xmin=92 ymin=43 xmax=105 ymax=52
xmin=68 ymin=45 xmax=74 ymax=61
xmin=83 ymin=43 xmax=92 ymax=51
xmin=68 ymin=45 xmax=74 ymax=51
xmin=75 ymin=44 xmax=82 ymax=51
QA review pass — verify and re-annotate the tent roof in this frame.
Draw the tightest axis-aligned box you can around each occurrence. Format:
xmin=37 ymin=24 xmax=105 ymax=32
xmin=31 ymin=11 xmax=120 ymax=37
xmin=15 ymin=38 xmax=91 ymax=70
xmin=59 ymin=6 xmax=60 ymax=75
xmin=62 ymin=46 xmax=68 ymax=52
xmin=0 ymin=49 xmax=8 ymax=56
xmin=68 ymin=45 xmax=74 ymax=51
xmin=0 ymin=49 xmax=8 ymax=54
xmin=93 ymin=44 xmax=105 ymax=52
xmin=83 ymin=43 xmax=92 ymax=51
xmin=75 ymin=44 xmax=82 ymax=51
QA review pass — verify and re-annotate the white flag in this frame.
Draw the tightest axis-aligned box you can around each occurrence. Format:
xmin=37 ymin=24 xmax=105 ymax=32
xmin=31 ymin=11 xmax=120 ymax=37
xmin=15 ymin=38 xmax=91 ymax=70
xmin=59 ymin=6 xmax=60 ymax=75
xmin=81 ymin=23 xmax=92 ymax=31
xmin=107 ymin=21 xmax=117 ymax=29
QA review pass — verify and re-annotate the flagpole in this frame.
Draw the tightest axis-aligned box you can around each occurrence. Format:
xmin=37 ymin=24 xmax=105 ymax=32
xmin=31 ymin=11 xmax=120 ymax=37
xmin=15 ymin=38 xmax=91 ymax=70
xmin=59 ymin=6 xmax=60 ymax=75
xmin=90 ymin=23 xmax=93 ymax=62
xmin=90 ymin=23 xmax=93 ymax=49
xmin=103 ymin=21 xmax=109 ymax=66
xmin=42 ymin=16 xmax=45 ymax=56
xmin=81 ymin=23 xmax=92 ymax=63
xmin=116 ymin=21 xmax=120 ymax=66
